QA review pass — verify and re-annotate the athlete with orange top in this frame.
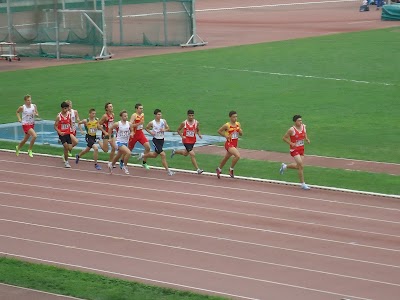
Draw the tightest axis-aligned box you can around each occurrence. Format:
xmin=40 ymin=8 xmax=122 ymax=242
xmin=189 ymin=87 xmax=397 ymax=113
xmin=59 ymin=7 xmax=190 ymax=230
xmin=280 ymin=115 xmax=311 ymax=190
xmin=216 ymin=111 xmax=242 ymax=178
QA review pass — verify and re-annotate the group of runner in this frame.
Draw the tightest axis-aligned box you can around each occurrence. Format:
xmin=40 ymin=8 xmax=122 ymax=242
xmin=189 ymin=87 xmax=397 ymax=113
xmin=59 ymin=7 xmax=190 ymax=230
xmin=15 ymin=95 xmax=311 ymax=189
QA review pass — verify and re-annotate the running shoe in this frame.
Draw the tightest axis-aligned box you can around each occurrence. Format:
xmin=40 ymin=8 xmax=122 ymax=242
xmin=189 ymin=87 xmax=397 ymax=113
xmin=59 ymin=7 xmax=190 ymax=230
xmin=142 ymin=163 xmax=150 ymax=170
xmin=122 ymin=166 xmax=130 ymax=175
xmin=75 ymin=154 xmax=80 ymax=164
xmin=65 ymin=161 xmax=71 ymax=168
xmin=167 ymin=170 xmax=175 ymax=176
xmin=216 ymin=168 xmax=221 ymax=179
xmin=28 ymin=150 xmax=33 ymax=158
xmin=197 ymin=169 xmax=204 ymax=175
xmin=15 ymin=145 xmax=20 ymax=156
xmin=68 ymin=150 xmax=72 ymax=157
xmin=108 ymin=162 xmax=113 ymax=174
xmin=279 ymin=163 xmax=286 ymax=175
xmin=95 ymin=164 xmax=102 ymax=170
xmin=119 ymin=159 xmax=123 ymax=169
xmin=229 ymin=169 xmax=234 ymax=178
xmin=137 ymin=153 xmax=144 ymax=161
xmin=170 ymin=149 xmax=176 ymax=159
xmin=301 ymin=183 xmax=311 ymax=190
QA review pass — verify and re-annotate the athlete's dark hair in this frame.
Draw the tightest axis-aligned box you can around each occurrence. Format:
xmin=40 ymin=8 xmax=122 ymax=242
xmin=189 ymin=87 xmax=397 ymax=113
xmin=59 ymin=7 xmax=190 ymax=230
xmin=154 ymin=109 xmax=161 ymax=115
xmin=89 ymin=108 xmax=96 ymax=113
xmin=119 ymin=110 xmax=127 ymax=117
xmin=135 ymin=103 xmax=142 ymax=109
xmin=187 ymin=109 xmax=194 ymax=115
xmin=293 ymin=115 xmax=302 ymax=122
xmin=229 ymin=111 xmax=237 ymax=117
xmin=61 ymin=101 xmax=69 ymax=108
xmin=104 ymin=102 xmax=112 ymax=111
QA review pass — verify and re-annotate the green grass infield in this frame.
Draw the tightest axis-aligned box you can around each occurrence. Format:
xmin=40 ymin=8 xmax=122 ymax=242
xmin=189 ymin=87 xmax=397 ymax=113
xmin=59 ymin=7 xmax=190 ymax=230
xmin=0 ymin=257 xmax=226 ymax=300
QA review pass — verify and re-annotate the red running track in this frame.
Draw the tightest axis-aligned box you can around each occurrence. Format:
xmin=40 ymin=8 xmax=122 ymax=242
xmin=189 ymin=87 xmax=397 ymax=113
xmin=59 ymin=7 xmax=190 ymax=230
xmin=0 ymin=151 xmax=399 ymax=300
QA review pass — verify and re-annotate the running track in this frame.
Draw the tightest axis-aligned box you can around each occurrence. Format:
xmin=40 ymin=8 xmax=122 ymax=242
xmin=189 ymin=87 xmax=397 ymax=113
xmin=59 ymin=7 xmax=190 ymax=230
xmin=0 ymin=151 xmax=399 ymax=300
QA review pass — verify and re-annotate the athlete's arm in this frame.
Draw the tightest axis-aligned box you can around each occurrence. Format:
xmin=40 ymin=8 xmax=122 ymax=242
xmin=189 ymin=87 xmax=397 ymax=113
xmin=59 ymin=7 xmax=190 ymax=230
xmin=217 ymin=124 xmax=228 ymax=138
xmin=304 ymin=125 xmax=310 ymax=144
xmin=34 ymin=104 xmax=39 ymax=117
xmin=145 ymin=121 xmax=154 ymax=136
xmin=237 ymin=122 xmax=243 ymax=136
xmin=196 ymin=122 xmax=203 ymax=139
xmin=97 ymin=122 xmax=107 ymax=136
xmin=177 ymin=122 xmax=185 ymax=138
xmin=129 ymin=122 xmax=135 ymax=137
xmin=282 ymin=128 xmax=296 ymax=147
xmin=108 ymin=122 xmax=118 ymax=137
xmin=54 ymin=116 xmax=63 ymax=136
xmin=78 ymin=119 xmax=87 ymax=134
xmin=98 ymin=114 xmax=107 ymax=125
xmin=163 ymin=120 xmax=170 ymax=132
xmin=16 ymin=106 xmax=23 ymax=122
xmin=74 ymin=109 xmax=81 ymax=123
xmin=130 ymin=113 xmax=136 ymax=124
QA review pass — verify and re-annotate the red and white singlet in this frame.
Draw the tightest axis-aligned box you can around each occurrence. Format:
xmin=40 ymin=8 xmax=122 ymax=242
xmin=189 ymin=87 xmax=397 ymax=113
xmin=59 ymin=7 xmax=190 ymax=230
xmin=182 ymin=120 xmax=198 ymax=144
xmin=57 ymin=112 xmax=71 ymax=135
xmin=290 ymin=124 xmax=306 ymax=156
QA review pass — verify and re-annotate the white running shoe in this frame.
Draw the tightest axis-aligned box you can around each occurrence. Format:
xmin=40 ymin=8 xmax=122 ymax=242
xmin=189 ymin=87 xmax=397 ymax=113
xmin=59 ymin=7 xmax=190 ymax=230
xmin=301 ymin=183 xmax=311 ymax=190
xmin=167 ymin=170 xmax=175 ymax=176
xmin=64 ymin=161 xmax=71 ymax=168
xmin=197 ymin=169 xmax=204 ymax=175
xmin=122 ymin=166 xmax=130 ymax=175
xmin=137 ymin=153 xmax=144 ymax=161
xmin=108 ymin=162 xmax=113 ymax=174
xmin=279 ymin=163 xmax=287 ymax=175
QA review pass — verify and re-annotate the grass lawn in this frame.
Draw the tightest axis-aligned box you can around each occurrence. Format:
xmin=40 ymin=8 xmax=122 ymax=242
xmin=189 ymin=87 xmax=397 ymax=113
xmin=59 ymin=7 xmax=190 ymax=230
xmin=1 ymin=28 xmax=399 ymax=162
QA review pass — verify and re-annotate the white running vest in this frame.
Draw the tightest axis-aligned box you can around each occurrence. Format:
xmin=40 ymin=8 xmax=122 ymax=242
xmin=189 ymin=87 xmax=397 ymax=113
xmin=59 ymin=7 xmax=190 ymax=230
xmin=22 ymin=104 xmax=36 ymax=125
xmin=152 ymin=119 xmax=166 ymax=140
xmin=116 ymin=121 xmax=130 ymax=144
xmin=70 ymin=109 xmax=76 ymax=132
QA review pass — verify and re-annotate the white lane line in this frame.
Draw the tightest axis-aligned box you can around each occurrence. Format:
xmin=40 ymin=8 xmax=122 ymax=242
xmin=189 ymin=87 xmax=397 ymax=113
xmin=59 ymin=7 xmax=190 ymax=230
xmin=0 ymin=252 xmax=257 ymax=300
xmin=0 ymin=219 xmax=398 ymax=287
xmin=1 ymin=172 xmax=399 ymax=225
xmin=199 ymin=65 xmax=394 ymax=87
xmin=0 ymin=236 xmax=374 ymax=300
xmin=196 ymin=0 xmax=359 ymax=12
xmin=0 ymin=213 xmax=398 ymax=270
xmin=0 ymin=283 xmax=85 ymax=299
xmin=1 ymin=185 xmax=399 ymax=239
xmin=1 ymin=201 xmax=399 ymax=253
xmin=1 ymin=158 xmax=399 ymax=208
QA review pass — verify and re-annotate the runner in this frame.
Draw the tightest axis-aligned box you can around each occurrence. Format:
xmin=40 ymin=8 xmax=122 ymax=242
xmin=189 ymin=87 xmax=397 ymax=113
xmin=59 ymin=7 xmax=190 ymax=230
xmin=98 ymin=102 xmax=116 ymax=165
xmin=170 ymin=109 xmax=203 ymax=174
xmin=137 ymin=109 xmax=175 ymax=176
xmin=280 ymin=114 xmax=311 ymax=190
xmin=107 ymin=110 xmax=133 ymax=175
xmin=65 ymin=100 xmax=80 ymax=156
xmin=123 ymin=103 xmax=151 ymax=170
xmin=75 ymin=108 xmax=108 ymax=170
xmin=15 ymin=94 xmax=39 ymax=158
xmin=216 ymin=111 xmax=242 ymax=179
xmin=54 ymin=101 xmax=73 ymax=168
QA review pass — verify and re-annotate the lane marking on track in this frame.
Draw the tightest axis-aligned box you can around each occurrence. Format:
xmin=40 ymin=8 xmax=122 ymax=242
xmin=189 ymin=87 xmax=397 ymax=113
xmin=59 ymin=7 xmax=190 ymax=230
xmin=0 ymin=283 xmax=85 ymax=300
xmin=0 ymin=238 xmax=374 ymax=300
xmin=1 ymin=201 xmax=399 ymax=253
xmin=0 ymin=219 xmax=398 ymax=286
xmin=1 ymin=186 xmax=399 ymax=239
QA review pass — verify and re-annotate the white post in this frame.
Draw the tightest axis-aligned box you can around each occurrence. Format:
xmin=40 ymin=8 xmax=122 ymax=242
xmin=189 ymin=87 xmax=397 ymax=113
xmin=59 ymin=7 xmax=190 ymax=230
xmin=180 ymin=0 xmax=207 ymax=47
xmin=163 ymin=0 xmax=168 ymax=45
xmin=6 ymin=0 xmax=12 ymax=43
xmin=54 ymin=0 xmax=60 ymax=59
xmin=191 ymin=0 xmax=197 ymax=44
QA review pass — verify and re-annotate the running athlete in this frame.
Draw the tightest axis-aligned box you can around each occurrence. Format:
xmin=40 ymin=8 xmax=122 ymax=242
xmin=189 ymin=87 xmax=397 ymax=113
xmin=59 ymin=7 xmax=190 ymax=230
xmin=107 ymin=110 xmax=133 ymax=175
xmin=280 ymin=114 xmax=311 ymax=190
xmin=75 ymin=108 xmax=108 ymax=170
xmin=137 ymin=109 xmax=174 ymax=176
xmin=65 ymin=100 xmax=80 ymax=156
xmin=15 ymin=94 xmax=39 ymax=158
xmin=170 ymin=109 xmax=203 ymax=174
xmin=54 ymin=101 xmax=73 ymax=168
xmin=99 ymin=102 xmax=116 ymax=165
xmin=123 ymin=103 xmax=151 ymax=170
xmin=216 ymin=111 xmax=242 ymax=179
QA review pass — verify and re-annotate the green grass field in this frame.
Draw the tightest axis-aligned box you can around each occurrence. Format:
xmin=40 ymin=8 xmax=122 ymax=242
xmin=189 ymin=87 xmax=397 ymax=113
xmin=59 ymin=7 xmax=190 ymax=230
xmin=1 ymin=27 xmax=399 ymax=162
xmin=1 ymin=28 xmax=399 ymax=299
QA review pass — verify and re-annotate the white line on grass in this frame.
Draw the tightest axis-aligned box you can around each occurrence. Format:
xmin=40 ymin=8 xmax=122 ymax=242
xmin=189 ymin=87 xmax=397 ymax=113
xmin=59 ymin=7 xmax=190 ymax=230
xmin=0 ymin=283 xmax=85 ymax=300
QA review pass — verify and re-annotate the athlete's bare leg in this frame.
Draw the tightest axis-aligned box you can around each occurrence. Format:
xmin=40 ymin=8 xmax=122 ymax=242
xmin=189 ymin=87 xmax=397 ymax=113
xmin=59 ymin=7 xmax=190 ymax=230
xmin=218 ymin=151 xmax=233 ymax=169
xmin=27 ymin=129 xmax=37 ymax=150
xmin=174 ymin=149 xmax=189 ymax=156
xmin=287 ymin=154 xmax=305 ymax=183
xmin=18 ymin=134 xmax=30 ymax=150
xmin=228 ymin=147 xmax=240 ymax=169
xmin=109 ymin=138 xmax=116 ymax=162
xmin=70 ymin=134 xmax=78 ymax=148
xmin=92 ymin=145 xmax=98 ymax=164
xmin=159 ymin=151 xmax=169 ymax=171
xmin=188 ymin=150 xmax=200 ymax=170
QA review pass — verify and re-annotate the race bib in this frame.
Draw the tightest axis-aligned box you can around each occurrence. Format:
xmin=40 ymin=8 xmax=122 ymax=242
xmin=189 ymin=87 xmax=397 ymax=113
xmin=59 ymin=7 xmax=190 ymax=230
xmin=137 ymin=124 xmax=143 ymax=130
xmin=155 ymin=131 xmax=164 ymax=139
xmin=61 ymin=124 xmax=70 ymax=130
xmin=186 ymin=130 xmax=195 ymax=137
xmin=231 ymin=132 xmax=239 ymax=139
xmin=296 ymin=140 xmax=304 ymax=146
xmin=108 ymin=120 xmax=113 ymax=128
xmin=120 ymin=130 xmax=130 ymax=137
xmin=89 ymin=128 xmax=97 ymax=134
